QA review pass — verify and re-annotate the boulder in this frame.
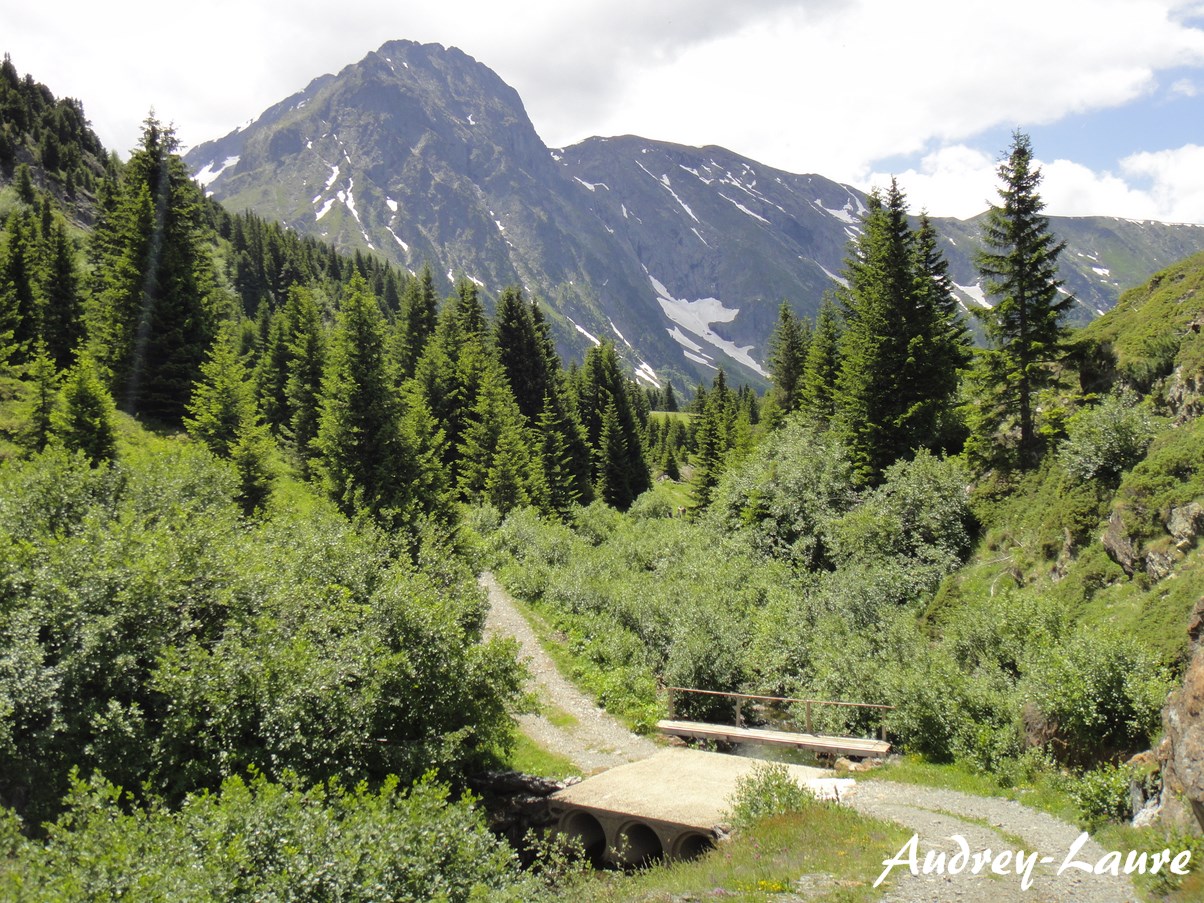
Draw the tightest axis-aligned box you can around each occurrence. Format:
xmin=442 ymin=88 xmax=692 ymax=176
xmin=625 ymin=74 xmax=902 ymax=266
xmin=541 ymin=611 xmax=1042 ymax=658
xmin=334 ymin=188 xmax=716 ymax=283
xmin=1102 ymin=508 xmax=1139 ymax=576
xmin=1168 ymin=502 xmax=1204 ymax=549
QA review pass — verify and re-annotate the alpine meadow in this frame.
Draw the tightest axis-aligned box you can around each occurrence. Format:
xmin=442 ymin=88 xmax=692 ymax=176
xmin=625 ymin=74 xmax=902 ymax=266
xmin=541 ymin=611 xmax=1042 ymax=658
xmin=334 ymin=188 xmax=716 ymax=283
xmin=1 ymin=38 xmax=1204 ymax=903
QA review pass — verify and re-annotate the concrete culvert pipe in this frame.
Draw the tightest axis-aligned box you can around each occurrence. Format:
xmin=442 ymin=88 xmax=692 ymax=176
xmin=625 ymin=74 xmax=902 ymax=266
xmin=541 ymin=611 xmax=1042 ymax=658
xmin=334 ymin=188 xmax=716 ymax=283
xmin=612 ymin=821 xmax=664 ymax=867
xmin=672 ymin=831 xmax=716 ymax=861
xmin=560 ymin=809 xmax=606 ymax=865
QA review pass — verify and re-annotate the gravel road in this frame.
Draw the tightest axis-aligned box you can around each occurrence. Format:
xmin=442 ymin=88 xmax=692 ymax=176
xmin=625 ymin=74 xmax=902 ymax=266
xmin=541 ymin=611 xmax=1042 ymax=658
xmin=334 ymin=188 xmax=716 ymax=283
xmin=843 ymin=781 xmax=1138 ymax=902
xmin=480 ymin=571 xmax=658 ymax=774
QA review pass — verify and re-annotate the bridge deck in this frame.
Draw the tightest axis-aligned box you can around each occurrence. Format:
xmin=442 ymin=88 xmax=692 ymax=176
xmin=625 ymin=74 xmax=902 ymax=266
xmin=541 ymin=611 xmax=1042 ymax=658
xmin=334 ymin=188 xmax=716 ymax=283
xmin=657 ymin=719 xmax=891 ymax=758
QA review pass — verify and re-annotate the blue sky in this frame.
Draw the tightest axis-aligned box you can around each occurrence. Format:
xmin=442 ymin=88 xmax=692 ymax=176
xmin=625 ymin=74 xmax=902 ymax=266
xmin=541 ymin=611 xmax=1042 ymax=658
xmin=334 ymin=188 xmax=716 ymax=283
xmin=5 ymin=0 xmax=1204 ymax=222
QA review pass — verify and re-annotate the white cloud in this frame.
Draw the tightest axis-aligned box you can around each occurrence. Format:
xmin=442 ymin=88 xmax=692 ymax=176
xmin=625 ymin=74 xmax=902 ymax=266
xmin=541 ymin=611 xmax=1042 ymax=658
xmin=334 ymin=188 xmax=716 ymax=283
xmin=1120 ymin=144 xmax=1204 ymax=222
xmin=5 ymin=0 xmax=1204 ymax=222
xmin=866 ymin=141 xmax=1204 ymax=224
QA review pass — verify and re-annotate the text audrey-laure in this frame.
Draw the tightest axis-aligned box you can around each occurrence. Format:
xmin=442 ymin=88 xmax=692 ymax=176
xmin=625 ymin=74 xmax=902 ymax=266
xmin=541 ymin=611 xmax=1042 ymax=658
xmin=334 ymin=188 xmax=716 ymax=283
xmin=875 ymin=831 xmax=1192 ymax=891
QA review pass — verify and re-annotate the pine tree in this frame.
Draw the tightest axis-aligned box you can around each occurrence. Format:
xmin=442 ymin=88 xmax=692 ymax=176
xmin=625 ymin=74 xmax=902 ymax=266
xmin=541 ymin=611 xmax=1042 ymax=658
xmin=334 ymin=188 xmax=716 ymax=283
xmin=24 ymin=343 xmax=57 ymax=451
xmin=835 ymin=182 xmax=915 ymax=482
xmin=52 ymin=354 xmax=117 ymax=465
xmin=0 ymin=209 xmax=40 ymax=361
xmin=663 ymin=379 xmax=679 ymax=412
xmin=800 ymin=296 xmax=842 ymax=426
xmin=394 ymin=264 xmax=438 ymax=380
xmin=315 ymin=276 xmax=412 ymax=525
xmin=184 ymin=328 xmax=259 ymax=458
xmin=89 ymin=116 xmax=215 ymax=423
xmin=284 ymin=287 xmax=326 ymax=474
xmin=834 ymin=179 xmax=967 ymax=483
xmin=974 ymin=131 xmax=1074 ymax=468
xmin=765 ymin=301 xmax=811 ymax=423
xmin=37 ymin=217 xmax=84 ymax=368
xmin=575 ymin=342 xmax=650 ymax=509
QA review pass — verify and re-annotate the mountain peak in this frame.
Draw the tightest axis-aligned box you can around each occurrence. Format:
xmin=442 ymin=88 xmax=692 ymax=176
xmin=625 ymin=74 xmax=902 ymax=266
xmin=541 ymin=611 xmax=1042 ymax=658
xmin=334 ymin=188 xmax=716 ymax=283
xmin=185 ymin=42 xmax=1204 ymax=389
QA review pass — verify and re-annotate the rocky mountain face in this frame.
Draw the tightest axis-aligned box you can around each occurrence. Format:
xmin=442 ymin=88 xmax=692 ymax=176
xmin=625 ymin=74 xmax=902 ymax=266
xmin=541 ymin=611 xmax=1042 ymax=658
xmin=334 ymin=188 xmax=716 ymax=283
xmin=185 ymin=39 xmax=1204 ymax=389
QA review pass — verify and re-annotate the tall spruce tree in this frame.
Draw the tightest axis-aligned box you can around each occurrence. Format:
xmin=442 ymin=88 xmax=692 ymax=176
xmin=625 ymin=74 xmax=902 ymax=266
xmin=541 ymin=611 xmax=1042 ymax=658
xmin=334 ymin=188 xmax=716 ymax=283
xmin=51 ymin=354 xmax=117 ymax=465
xmin=89 ymin=116 xmax=215 ymax=423
xmin=765 ymin=301 xmax=811 ymax=424
xmin=974 ymin=131 xmax=1074 ymax=468
xmin=394 ymin=264 xmax=438 ymax=380
xmin=284 ymin=287 xmax=326 ymax=474
xmin=800 ymin=296 xmax=842 ymax=426
xmin=574 ymin=342 xmax=650 ymax=509
xmin=315 ymin=276 xmax=412 ymax=525
xmin=834 ymin=179 xmax=967 ymax=483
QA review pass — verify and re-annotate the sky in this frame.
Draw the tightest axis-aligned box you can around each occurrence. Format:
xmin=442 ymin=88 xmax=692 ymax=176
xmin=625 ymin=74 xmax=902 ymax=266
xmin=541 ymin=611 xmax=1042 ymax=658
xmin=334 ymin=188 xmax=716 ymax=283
xmin=6 ymin=0 xmax=1204 ymax=222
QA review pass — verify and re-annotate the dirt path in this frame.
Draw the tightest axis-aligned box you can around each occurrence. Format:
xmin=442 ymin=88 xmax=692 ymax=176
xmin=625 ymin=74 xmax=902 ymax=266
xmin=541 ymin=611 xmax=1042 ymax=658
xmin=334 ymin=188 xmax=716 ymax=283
xmin=480 ymin=571 xmax=659 ymax=774
xmin=843 ymin=781 xmax=1138 ymax=902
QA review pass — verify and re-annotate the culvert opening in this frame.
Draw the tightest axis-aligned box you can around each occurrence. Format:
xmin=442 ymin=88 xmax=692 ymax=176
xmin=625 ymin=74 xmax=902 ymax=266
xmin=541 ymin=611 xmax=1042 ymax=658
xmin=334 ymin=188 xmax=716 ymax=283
xmin=673 ymin=831 xmax=716 ymax=861
xmin=613 ymin=821 xmax=664 ymax=867
xmin=560 ymin=810 xmax=606 ymax=866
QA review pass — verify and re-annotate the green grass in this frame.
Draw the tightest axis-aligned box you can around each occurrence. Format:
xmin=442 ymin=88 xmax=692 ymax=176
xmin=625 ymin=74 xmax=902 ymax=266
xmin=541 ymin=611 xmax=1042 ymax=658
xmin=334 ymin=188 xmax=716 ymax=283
xmin=504 ymin=591 xmax=667 ymax=735
xmin=542 ymin=703 xmax=579 ymax=729
xmin=1093 ymin=822 xmax=1204 ymax=902
xmin=505 ymin=732 xmax=581 ymax=781
xmin=578 ymin=800 xmax=913 ymax=902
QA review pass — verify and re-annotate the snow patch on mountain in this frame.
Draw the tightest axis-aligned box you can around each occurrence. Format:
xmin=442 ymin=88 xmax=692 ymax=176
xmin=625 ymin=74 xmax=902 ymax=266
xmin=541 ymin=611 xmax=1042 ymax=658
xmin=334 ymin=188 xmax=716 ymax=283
xmin=609 ymin=319 xmax=632 ymax=349
xmin=574 ymin=177 xmax=609 ymax=192
xmin=635 ymin=361 xmax=660 ymax=387
xmin=386 ymin=197 xmax=398 ymax=213
xmin=569 ymin=318 xmax=601 ymax=346
xmin=315 ymin=198 xmax=336 ymax=221
xmin=955 ymin=281 xmax=990 ymax=308
xmin=649 ymin=272 xmax=767 ymax=376
xmin=194 ymin=156 xmax=240 ymax=189
xmin=719 ymin=193 xmax=770 ymax=224
xmin=635 ymin=162 xmax=699 ymax=223
xmin=819 ymin=264 xmax=848 ymax=288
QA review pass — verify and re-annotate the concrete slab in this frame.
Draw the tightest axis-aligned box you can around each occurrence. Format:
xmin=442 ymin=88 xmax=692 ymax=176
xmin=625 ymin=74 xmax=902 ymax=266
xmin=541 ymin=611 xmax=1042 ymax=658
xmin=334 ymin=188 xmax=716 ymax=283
xmin=551 ymin=747 xmax=852 ymax=830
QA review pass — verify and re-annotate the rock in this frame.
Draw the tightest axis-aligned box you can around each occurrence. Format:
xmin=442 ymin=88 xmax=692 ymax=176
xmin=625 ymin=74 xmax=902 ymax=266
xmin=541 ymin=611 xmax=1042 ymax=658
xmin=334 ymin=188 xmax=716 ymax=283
xmin=1169 ymin=502 xmax=1204 ymax=548
xmin=1146 ymin=546 xmax=1180 ymax=582
xmin=1157 ymin=598 xmax=1204 ymax=833
xmin=1102 ymin=508 xmax=1139 ymax=576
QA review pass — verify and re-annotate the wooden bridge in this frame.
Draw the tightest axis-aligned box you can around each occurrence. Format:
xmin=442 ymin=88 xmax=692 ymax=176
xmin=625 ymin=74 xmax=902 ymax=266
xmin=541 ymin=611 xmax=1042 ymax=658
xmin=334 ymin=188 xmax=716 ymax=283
xmin=657 ymin=687 xmax=893 ymax=759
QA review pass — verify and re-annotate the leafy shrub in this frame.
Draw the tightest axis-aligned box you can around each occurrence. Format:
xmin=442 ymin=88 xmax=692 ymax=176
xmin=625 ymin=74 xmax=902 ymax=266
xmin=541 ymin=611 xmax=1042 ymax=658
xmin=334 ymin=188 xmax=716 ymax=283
xmin=1 ymin=770 xmax=537 ymax=902
xmin=1059 ymin=391 xmax=1156 ymax=484
xmin=0 ymin=448 xmax=523 ymax=824
xmin=707 ymin=417 xmax=854 ymax=571
xmin=726 ymin=763 xmax=815 ymax=829
xmin=1021 ymin=629 xmax=1173 ymax=764
xmin=1072 ymin=762 xmax=1134 ymax=830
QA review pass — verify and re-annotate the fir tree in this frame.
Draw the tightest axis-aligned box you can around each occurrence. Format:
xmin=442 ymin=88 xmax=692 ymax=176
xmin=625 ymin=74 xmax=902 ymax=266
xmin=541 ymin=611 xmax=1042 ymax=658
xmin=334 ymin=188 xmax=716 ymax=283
xmin=24 ymin=343 xmax=57 ymax=451
xmin=89 ymin=116 xmax=215 ymax=423
xmin=284 ymin=287 xmax=326 ymax=474
xmin=834 ymin=179 xmax=967 ymax=482
xmin=0 ymin=209 xmax=40 ymax=361
xmin=52 ymin=354 xmax=117 ymax=465
xmin=574 ymin=342 xmax=649 ymax=509
xmin=315 ymin=276 xmax=413 ymax=525
xmin=184 ymin=328 xmax=259 ymax=458
xmin=766 ymin=301 xmax=811 ymax=423
xmin=394 ymin=264 xmax=438 ymax=380
xmin=974 ymin=131 xmax=1074 ymax=468
xmin=37 ymin=217 xmax=84 ymax=368
xmin=800 ymin=296 xmax=842 ymax=426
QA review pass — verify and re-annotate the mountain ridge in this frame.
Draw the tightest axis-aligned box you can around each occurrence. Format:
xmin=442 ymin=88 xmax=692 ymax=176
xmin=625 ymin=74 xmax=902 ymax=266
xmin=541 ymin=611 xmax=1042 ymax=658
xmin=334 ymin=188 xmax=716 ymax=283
xmin=185 ymin=39 xmax=1204 ymax=388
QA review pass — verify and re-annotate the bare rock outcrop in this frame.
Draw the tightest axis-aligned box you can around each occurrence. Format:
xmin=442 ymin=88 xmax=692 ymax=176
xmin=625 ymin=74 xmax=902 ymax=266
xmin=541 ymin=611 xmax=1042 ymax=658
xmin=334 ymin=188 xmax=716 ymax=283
xmin=1158 ymin=598 xmax=1204 ymax=833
